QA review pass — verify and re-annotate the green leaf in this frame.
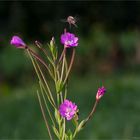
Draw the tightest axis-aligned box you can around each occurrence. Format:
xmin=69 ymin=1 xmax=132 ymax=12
xmin=72 ymin=116 xmax=78 ymax=127
xmin=64 ymin=133 xmax=68 ymax=139
xmin=49 ymin=42 xmax=58 ymax=61
xmin=47 ymin=55 xmax=54 ymax=65
xmin=54 ymin=109 xmax=59 ymax=122
xmin=77 ymin=120 xmax=86 ymax=132
xmin=56 ymin=80 xmax=64 ymax=93
xmin=69 ymin=134 xmax=73 ymax=140
xmin=67 ymin=130 xmax=73 ymax=140
xmin=52 ymin=126 xmax=60 ymax=139
xmin=54 ymin=109 xmax=62 ymax=124
xmin=60 ymin=126 xmax=63 ymax=138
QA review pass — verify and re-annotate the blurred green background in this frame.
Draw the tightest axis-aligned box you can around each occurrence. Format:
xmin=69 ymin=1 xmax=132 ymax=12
xmin=1 ymin=1 xmax=140 ymax=139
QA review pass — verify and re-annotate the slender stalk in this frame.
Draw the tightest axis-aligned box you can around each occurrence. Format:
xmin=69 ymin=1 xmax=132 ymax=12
xmin=39 ymin=81 xmax=55 ymax=126
xmin=53 ymin=64 xmax=57 ymax=83
xmin=62 ymin=118 xmax=66 ymax=140
xmin=35 ymin=40 xmax=48 ymax=57
xmin=64 ymin=83 xmax=68 ymax=100
xmin=64 ymin=54 xmax=68 ymax=73
xmin=58 ymin=48 xmax=65 ymax=63
xmin=54 ymin=67 xmax=60 ymax=108
xmin=63 ymin=48 xmax=75 ymax=84
xmin=57 ymin=94 xmax=60 ymax=107
xmin=35 ymin=60 xmax=56 ymax=107
xmin=40 ymin=81 xmax=56 ymax=108
xmin=60 ymin=48 xmax=66 ymax=82
xmin=73 ymin=100 xmax=99 ymax=139
xmin=27 ymin=49 xmax=56 ymax=108
xmin=37 ymin=91 xmax=53 ymax=140
xmin=56 ymin=70 xmax=60 ymax=81
xmin=35 ymin=40 xmax=42 ymax=48
xmin=60 ymin=92 xmax=63 ymax=103
xmin=28 ymin=49 xmax=54 ymax=140
xmin=64 ymin=52 xmax=68 ymax=100
xmin=28 ymin=48 xmax=54 ymax=79
xmin=73 ymin=128 xmax=77 ymax=139
xmin=86 ymin=99 xmax=99 ymax=122
xmin=28 ymin=48 xmax=49 ymax=70
xmin=27 ymin=49 xmax=40 ymax=80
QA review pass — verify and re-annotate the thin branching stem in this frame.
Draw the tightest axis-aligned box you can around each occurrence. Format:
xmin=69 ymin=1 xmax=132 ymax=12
xmin=60 ymin=48 xmax=66 ymax=82
xmin=35 ymin=40 xmax=49 ymax=57
xmin=39 ymin=81 xmax=55 ymax=126
xmin=28 ymin=48 xmax=54 ymax=79
xmin=27 ymin=49 xmax=56 ymax=108
xmin=64 ymin=83 xmax=68 ymax=100
xmin=35 ymin=60 xmax=56 ymax=107
xmin=63 ymin=48 xmax=75 ymax=84
xmin=86 ymin=99 xmax=99 ymax=122
xmin=64 ymin=52 xmax=68 ymax=100
xmin=60 ymin=92 xmax=63 ymax=103
xmin=58 ymin=48 xmax=66 ymax=63
xmin=73 ymin=100 xmax=99 ymax=139
xmin=37 ymin=91 xmax=53 ymax=140
xmin=62 ymin=118 xmax=66 ymax=140
xmin=57 ymin=94 xmax=60 ymax=107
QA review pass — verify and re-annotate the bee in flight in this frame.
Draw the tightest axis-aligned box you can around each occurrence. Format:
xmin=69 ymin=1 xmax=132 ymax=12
xmin=61 ymin=16 xmax=78 ymax=28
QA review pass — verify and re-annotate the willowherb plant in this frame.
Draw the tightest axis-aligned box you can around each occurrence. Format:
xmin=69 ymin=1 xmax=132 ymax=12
xmin=10 ymin=17 xmax=106 ymax=140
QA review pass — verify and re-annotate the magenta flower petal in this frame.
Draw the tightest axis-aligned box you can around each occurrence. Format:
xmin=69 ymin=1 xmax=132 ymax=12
xmin=61 ymin=32 xmax=78 ymax=48
xmin=10 ymin=36 xmax=26 ymax=48
xmin=59 ymin=99 xmax=78 ymax=120
xmin=96 ymin=86 xmax=106 ymax=100
xmin=74 ymin=37 xmax=78 ymax=43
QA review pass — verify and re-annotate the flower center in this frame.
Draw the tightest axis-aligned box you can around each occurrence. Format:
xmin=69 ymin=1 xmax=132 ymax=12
xmin=66 ymin=107 xmax=72 ymax=113
xmin=67 ymin=40 xmax=73 ymax=45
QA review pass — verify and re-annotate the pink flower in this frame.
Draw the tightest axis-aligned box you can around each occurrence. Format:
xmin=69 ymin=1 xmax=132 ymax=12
xmin=96 ymin=86 xmax=106 ymax=100
xmin=10 ymin=36 xmax=26 ymax=48
xmin=61 ymin=32 xmax=78 ymax=48
xmin=59 ymin=99 xmax=77 ymax=120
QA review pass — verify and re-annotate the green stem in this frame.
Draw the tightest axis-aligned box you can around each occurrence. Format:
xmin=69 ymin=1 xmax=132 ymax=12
xmin=57 ymin=94 xmax=60 ymax=107
xmin=27 ymin=49 xmax=56 ymax=108
xmin=73 ymin=100 xmax=99 ymax=139
xmin=62 ymin=119 xmax=66 ymax=140
xmin=85 ymin=99 xmax=99 ymax=122
xmin=35 ymin=60 xmax=56 ymax=107
xmin=28 ymin=48 xmax=54 ymax=79
xmin=73 ymin=128 xmax=77 ymax=139
xmin=63 ymin=48 xmax=75 ymax=85
xmin=37 ymin=91 xmax=53 ymax=140
xmin=60 ymin=92 xmax=63 ymax=103
xmin=39 ymin=81 xmax=55 ymax=126
xmin=64 ymin=83 xmax=68 ymax=100
xmin=58 ymin=48 xmax=65 ymax=63
xmin=60 ymin=48 xmax=66 ymax=82
xmin=27 ymin=49 xmax=54 ymax=139
xmin=27 ymin=49 xmax=40 ymax=81
xmin=64 ymin=52 xmax=68 ymax=100
xmin=35 ymin=40 xmax=48 ymax=57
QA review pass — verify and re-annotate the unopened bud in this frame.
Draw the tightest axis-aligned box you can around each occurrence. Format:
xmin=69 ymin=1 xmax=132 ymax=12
xmin=96 ymin=86 xmax=106 ymax=100
xmin=10 ymin=36 xmax=27 ymax=49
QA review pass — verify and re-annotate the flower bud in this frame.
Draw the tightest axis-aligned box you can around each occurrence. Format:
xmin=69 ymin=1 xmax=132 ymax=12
xmin=50 ymin=37 xmax=55 ymax=47
xmin=10 ymin=36 xmax=26 ymax=49
xmin=96 ymin=86 xmax=106 ymax=100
